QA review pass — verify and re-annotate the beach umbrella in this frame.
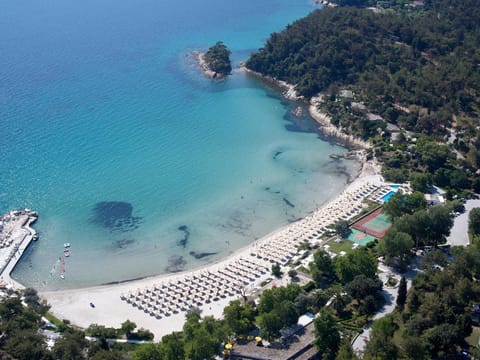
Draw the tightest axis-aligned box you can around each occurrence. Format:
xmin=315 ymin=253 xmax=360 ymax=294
xmin=255 ymin=337 xmax=262 ymax=342
xmin=225 ymin=343 xmax=233 ymax=350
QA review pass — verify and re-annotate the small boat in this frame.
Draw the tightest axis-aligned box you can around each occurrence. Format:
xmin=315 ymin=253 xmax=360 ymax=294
xmin=64 ymin=249 xmax=70 ymax=257
xmin=64 ymin=243 xmax=70 ymax=248
xmin=60 ymin=273 xmax=65 ymax=279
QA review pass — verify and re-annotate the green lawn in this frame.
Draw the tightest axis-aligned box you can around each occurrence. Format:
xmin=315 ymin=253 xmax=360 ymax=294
xmin=325 ymin=238 xmax=356 ymax=255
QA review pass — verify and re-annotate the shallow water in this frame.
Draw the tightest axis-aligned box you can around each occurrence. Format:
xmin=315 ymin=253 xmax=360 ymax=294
xmin=0 ymin=0 xmax=360 ymax=289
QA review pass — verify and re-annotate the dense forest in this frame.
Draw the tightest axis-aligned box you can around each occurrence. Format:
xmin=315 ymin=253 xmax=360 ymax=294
xmin=246 ymin=0 xmax=480 ymax=195
xmin=247 ymin=0 xmax=480 ymax=117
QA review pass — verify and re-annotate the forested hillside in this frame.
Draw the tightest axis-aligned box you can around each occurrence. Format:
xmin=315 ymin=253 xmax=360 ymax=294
xmin=246 ymin=0 xmax=480 ymax=136
xmin=247 ymin=0 xmax=480 ymax=195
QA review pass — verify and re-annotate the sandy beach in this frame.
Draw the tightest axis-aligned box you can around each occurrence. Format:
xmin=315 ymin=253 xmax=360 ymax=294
xmin=40 ymin=157 xmax=382 ymax=340
xmin=39 ymin=70 xmax=384 ymax=341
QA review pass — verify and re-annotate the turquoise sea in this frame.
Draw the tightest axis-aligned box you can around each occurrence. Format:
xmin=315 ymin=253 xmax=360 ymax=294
xmin=0 ymin=0 xmax=360 ymax=289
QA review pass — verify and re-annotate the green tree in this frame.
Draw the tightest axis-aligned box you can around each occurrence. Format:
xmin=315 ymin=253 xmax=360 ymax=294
xmin=3 ymin=329 xmax=50 ymax=360
xmin=311 ymin=249 xmax=335 ymax=285
xmin=420 ymin=249 xmax=447 ymax=271
xmin=401 ymin=336 xmax=427 ymax=360
xmin=120 ymin=319 xmax=137 ymax=338
xmin=379 ymin=230 xmax=413 ymax=268
xmin=223 ymin=300 xmax=256 ymax=335
xmin=257 ymin=312 xmax=282 ymax=341
xmin=372 ymin=315 xmax=398 ymax=338
xmin=330 ymin=291 xmax=350 ymax=316
xmin=396 ymin=276 xmax=407 ymax=310
xmin=23 ymin=287 xmax=40 ymax=306
xmin=422 ymin=323 xmax=459 ymax=357
xmin=334 ymin=220 xmax=350 ymax=236
xmin=52 ymin=330 xmax=86 ymax=360
xmin=345 ymin=275 xmax=382 ymax=304
xmin=288 ymin=269 xmax=298 ymax=279
xmin=469 ymin=208 xmax=480 ymax=236
xmin=161 ymin=332 xmax=185 ymax=360
xmin=90 ymin=349 xmax=124 ymax=360
xmin=184 ymin=326 xmax=218 ymax=360
xmin=271 ymin=263 xmax=282 ymax=278
xmin=314 ymin=309 xmax=341 ymax=360
xmin=335 ymin=338 xmax=359 ymax=360
xmin=410 ymin=173 xmax=432 ymax=193
xmin=363 ymin=316 xmax=399 ymax=360
xmin=334 ymin=249 xmax=377 ymax=284
xmin=204 ymin=41 xmax=232 ymax=75
xmin=383 ymin=191 xmax=426 ymax=220
xmin=132 ymin=343 xmax=164 ymax=360
xmin=416 ymin=139 xmax=449 ymax=171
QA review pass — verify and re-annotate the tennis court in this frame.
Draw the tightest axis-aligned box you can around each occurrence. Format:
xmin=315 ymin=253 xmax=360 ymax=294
xmin=351 ymin=208 xmax=392 ymax=238
xmin=345 ymin=229 xmax=376 ymax=246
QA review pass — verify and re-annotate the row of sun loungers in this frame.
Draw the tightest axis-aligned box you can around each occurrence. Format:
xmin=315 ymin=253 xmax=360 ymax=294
xmin=120 ymin=181 xmax=380 ymax=318
xmin=120 ymin=258 xmax=269 ymax=319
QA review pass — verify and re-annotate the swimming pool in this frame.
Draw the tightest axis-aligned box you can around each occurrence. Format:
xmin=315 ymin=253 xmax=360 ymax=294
xmin=390 ymin=185 xmax=400 ymax=189
xmin=381 ymin=191 xmax=396 ymax=202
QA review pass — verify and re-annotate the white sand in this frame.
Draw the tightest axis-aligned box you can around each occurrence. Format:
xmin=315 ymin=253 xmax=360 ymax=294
xmin=40 ymin=72 xmax=383 ymax=340
xmin=40 ymin=160 xmax=382 ymax=340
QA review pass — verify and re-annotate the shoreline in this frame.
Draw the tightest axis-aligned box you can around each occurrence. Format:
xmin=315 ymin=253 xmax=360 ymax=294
xmin=309 ymin=95 xmax=371 ymax=150
xmin=192 ymin=51 xmax=226 ymax=80
xmin=40 ymin=161 xmax=382 ymax=340
xmin=242 ymin=66 xmax=371 ymax=150
xmin=38 ymin=66 xmax=383 ymax=341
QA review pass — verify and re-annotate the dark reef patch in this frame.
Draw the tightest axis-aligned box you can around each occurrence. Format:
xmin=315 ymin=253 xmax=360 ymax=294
xmin=283 ymin=197 xmax=295 ymax=208
xmin=189 ymin=251 xmax=217 ymax=259
xmin=165 ymin=255 xmax=186 ymax=273
xmin=331 ymin=164 xmax=352 ymax=183
xmin=114 ymin=238 xmax=136 ymax=249
xmin=91 ymin=201 xmax=142 ymax=233
xmin=177 ymin=225 xmax=190 ymax=248
xmin=273 ymin=150 xmax=283 ymax=160
xmin=219 ymin=210 xmax=252 ymax=236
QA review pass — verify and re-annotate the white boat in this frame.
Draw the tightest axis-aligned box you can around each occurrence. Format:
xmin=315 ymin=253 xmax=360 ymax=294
xmin=60 ymin=273 xmax=65 ymax=279
xmin=64 ymin=243 xmax=70 ymax=248
xmin=64 ymin=249 xmax=70 ymax=257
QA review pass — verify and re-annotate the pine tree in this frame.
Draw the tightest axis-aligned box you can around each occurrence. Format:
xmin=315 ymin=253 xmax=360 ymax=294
xmin=396 ymin=276 xmax=407 ymax=310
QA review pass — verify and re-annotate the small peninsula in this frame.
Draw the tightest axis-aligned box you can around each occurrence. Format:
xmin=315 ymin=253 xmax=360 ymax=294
xmin=197 ymin=41 xmax=232 ymax=79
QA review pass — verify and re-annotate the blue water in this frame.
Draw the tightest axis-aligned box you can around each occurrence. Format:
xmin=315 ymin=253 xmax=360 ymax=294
xmin=382 ymin=191 xmax=396 ymax=202
xmin=1 ymin=0 xmax=359 ymax=289
xmin=390 ymin=185 xmax=400 ymax=189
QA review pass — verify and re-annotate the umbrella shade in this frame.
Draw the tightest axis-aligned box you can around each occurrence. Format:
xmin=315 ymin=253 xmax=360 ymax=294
xmin=225 ymin=343 xmax=233 ymax=350
xmin=255 ymin=337 xmax=262 ymax=342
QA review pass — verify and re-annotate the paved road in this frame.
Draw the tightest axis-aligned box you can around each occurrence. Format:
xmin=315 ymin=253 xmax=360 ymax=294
xmin=352 ymin=259 xmax=421 ymax=354
xmin=447 ymin=199 xmax=480 ymax=247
